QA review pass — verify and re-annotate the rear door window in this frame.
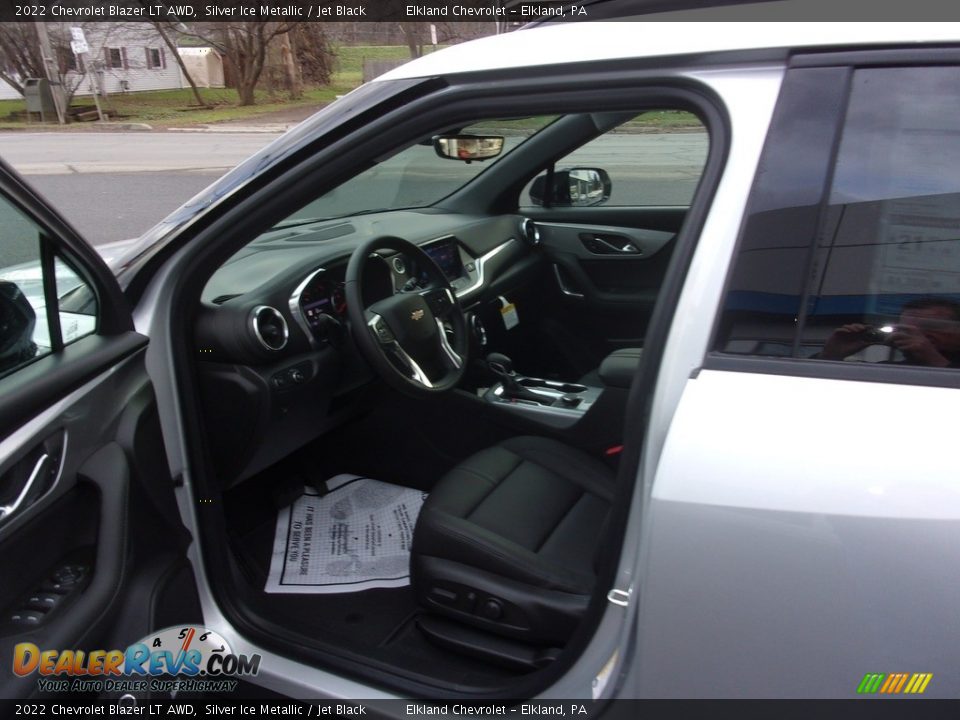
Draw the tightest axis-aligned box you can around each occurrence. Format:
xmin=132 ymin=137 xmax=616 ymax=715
xmin=715 ymin=65 xmax=960 ymax=372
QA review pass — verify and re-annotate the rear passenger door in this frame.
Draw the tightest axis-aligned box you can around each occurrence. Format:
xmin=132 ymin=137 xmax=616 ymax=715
xmin=640 ymin=60 xmax=960 ymax=697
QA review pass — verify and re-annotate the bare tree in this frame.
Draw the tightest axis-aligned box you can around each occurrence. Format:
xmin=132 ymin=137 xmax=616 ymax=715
xmin=399 ymin=23 xmax=423 ymax=59
xmin=148 ymin=20 xmax=208 ymax=107
xmin=175 ymin=21 xmax=296 ymax=106
xmin=0 ymin=23 xmax=45 ymax=96
xmin=276 ymin=30 xmax=301 ymax=100
xmin=290 ymin=24 xmax=334 ymax=87
xmin=0 ymin=23 xmax=100 ymax=104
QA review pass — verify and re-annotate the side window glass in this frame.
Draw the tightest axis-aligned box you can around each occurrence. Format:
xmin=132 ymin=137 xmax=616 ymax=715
xmin=0 ymin=201 xmax=47 ymax=376
xmin=716 ymin=66 xmax=960 ymax=371
xmin=521 ymin=110 xmax=708 ymax=208
xmin=55 ymin=258 xmax=97 ymax=345
xmin=803 ymin=67 xmax=960 ymax=369
xmin=0 ymin=195 xmax=97 ymax=379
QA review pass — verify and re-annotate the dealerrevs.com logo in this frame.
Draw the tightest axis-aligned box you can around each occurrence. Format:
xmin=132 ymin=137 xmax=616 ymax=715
xmin=12 ymin=625 xmax=261 ymax=694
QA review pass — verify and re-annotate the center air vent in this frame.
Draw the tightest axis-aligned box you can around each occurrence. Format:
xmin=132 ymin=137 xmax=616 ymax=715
xmin=250 ymin=305 xmax=288 ymax=351
xmin=520 ymin=218 xmax=541 ymax=247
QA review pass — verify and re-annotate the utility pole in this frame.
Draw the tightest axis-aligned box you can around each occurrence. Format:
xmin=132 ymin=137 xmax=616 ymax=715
xmin=35 ymin=23 xmax=67 ymax=125
xmin=70 ymin=27 xmax=105 ymax=122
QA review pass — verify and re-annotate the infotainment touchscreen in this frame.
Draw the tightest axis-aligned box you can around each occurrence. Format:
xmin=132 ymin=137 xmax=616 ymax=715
xmin=423 ymin=238 xmax=465 ymax=281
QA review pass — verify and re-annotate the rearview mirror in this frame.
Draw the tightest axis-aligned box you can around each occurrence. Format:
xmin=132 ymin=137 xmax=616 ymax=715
xmin=434 ymin=135 xmax=505 ymax=162
xmin=529 ymin=167 xmax=612 ymax=207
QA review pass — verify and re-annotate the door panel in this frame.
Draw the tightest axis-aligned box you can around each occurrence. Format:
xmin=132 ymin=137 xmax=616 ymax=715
xmin=0 ymin=350 xmax=194 ymax=699
xmin=537 ymin=219 xmax=676 ymax=307
xmin=514 ymin=210 xmax=686 ymax=378
xmin=513 ymin=107 xmax=707 ymax=375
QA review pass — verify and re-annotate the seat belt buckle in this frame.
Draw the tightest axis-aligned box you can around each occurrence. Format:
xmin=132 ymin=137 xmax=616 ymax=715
xmin=604 ymin=445 xmax=623 ymax=457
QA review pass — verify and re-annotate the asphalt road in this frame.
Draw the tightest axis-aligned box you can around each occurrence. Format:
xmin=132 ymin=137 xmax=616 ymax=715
xmin=27 ymin=172 xmax=223 ymax=246
xmin=0 ymin=130 xmax=708 ymax=260
xmin=0 ymin=132 xmax=278 ymax=175
xmin=0 ymin=132 xmax=282 ymax=253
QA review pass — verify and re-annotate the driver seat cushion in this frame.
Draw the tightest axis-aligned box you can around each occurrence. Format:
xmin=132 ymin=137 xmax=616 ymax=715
xmin=411 ymin=436 xmax=616 ymax=644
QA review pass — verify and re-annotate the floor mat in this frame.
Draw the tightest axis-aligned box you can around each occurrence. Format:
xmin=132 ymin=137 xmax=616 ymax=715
xmin=265 ymin=474 xmax=427 ymax=594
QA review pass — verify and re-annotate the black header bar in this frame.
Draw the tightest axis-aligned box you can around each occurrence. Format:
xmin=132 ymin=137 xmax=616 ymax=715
xmin=5 ymin=0 xmax=960 ymax=23
xmin=0 ymin=0 xmax=588 ymax=22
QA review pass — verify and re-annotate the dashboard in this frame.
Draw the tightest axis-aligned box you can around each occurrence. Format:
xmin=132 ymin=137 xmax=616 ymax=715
xmin=286 ymin=236 xmax=484 ymax=348
xmin=297 ymin=270 xmax=347 ymax=326
xmin=194 ymin=211 xmax=539 ymax=485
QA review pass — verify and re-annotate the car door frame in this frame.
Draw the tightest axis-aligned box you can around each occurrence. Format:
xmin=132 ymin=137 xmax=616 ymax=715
xmin=131 ymin=56 xmax=738 ymax=701
xmin=0 ymin=160 xmax=194 ymax=699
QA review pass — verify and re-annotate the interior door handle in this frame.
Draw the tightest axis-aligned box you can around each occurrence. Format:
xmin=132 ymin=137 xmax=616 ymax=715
xmin=598 ymin=237 xmax=639 ymax=254
xmin=0 ymin=453 xmax=50 ymax=522
xmin=579 ymin=233 xmax=641 ymax=255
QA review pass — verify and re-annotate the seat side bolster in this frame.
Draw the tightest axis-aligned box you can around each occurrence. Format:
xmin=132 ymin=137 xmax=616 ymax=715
xmin=413 ymin=511 xmax=595 ymax=594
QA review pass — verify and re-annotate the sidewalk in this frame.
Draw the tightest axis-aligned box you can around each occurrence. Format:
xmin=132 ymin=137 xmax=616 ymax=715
xmin=1 ymin=104 xmax=328 ymax=134
xmin=166 ymin=105 xmax=323 ymax=133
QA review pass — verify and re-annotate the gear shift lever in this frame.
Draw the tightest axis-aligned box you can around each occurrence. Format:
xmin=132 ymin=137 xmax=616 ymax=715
xmin=486 ymin=352 xmax=514 ymax=376
xmin=485 ymin=352 xmax=545 ymax=403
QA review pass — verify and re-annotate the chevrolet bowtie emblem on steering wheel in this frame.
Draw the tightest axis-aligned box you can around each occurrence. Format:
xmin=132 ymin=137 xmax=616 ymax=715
xmin=411 ymin=309 xmax=425 ymax=321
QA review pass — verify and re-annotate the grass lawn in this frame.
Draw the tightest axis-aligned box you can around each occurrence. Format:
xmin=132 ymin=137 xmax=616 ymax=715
xmin=0 ymin=82 xmax=356 ymax=130
xmin=331 ymin=44 xmax=440 ymax=85
xmin=0 ymin=46 xmax=700 ymax=132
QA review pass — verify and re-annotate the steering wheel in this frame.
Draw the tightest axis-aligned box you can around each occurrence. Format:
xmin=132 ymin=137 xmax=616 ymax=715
xmin=344 ymin=237 xmax=468 ymax=395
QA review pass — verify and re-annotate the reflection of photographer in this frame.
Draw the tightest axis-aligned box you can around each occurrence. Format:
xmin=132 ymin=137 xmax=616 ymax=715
xmin=820 ymin=298 xmax=960 ymax=367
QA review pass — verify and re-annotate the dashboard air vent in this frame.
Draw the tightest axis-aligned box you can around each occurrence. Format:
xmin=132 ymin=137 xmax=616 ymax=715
xmin=520 ymin=218 xmax=541 ymax=247
xmin=250 ymin=306 xmax=289 ymax=351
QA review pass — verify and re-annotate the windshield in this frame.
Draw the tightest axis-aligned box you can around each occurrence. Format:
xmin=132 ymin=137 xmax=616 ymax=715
xmin=276 ymin=116 xmax=558 ymax=227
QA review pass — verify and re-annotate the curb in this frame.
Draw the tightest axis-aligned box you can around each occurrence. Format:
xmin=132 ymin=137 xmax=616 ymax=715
xmin=168 ymin=124 xmax=295 ymax=134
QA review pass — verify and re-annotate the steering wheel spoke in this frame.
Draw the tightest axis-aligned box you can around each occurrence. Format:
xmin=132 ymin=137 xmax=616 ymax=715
xmin=366 ymin=312 xmax=397 ymax=345
xmin=385 ymin=341 xmax=435 ymax=388
xmin=436 ymin=318 xmax=463 ymax=370
xmin=368 ymin=311 xmax=434 ymax=387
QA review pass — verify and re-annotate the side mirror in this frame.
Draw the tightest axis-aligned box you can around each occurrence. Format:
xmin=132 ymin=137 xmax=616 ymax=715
xmin=433 ymin=135 xmax=505 ymax=162
xmin=529 ymin=167 xmax=612 ymax=207
xmin=0 ymin=280 xmax=37 ymax=374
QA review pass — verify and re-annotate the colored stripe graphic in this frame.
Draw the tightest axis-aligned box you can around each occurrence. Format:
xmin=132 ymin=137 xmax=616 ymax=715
xmin=904 ymin=673 xmax=933 ymax=694
xmin=857 ymin=673 xmax=885 ymax=694
xmin=880 ymin=674 xmax=898 ymax=693
xmin=858 ymin=672 xmax=932 ymax=694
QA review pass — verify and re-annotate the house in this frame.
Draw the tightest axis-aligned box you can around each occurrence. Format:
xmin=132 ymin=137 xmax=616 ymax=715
xmin=61 ymin=23 xmax=183 ymax=98
xmin=0 ymin=22 xmax=189 ymax=102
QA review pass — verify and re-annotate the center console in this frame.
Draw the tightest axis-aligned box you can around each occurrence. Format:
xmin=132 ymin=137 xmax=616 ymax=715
xmin=481 ymin=353 xmax=601 ymax=429
xmin=484 ymin=378 xmax=602 ymax=429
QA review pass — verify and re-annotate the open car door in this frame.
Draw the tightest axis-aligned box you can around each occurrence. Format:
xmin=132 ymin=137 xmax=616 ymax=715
xmin=0 ymin=159 xmax=196 ymax=700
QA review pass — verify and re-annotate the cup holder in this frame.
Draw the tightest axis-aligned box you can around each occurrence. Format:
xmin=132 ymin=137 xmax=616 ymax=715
xmin=518 ymin=378 xmax=588 ymax=393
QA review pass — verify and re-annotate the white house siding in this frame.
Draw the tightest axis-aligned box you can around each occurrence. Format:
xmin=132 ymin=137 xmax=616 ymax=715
xmin=0 ymin=84 xmax=20 ymax=101
xmin=1 ymin=23 xmax=188 ymax=106
xmin=66 ymin=24 xmax=182 ymax=96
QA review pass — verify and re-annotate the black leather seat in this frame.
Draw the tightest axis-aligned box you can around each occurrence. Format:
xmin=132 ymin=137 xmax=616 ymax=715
xmin=411 ymin=436 xmax=615 ymax=645
xmin=579 ymin=347 xmax=643 ymax=389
